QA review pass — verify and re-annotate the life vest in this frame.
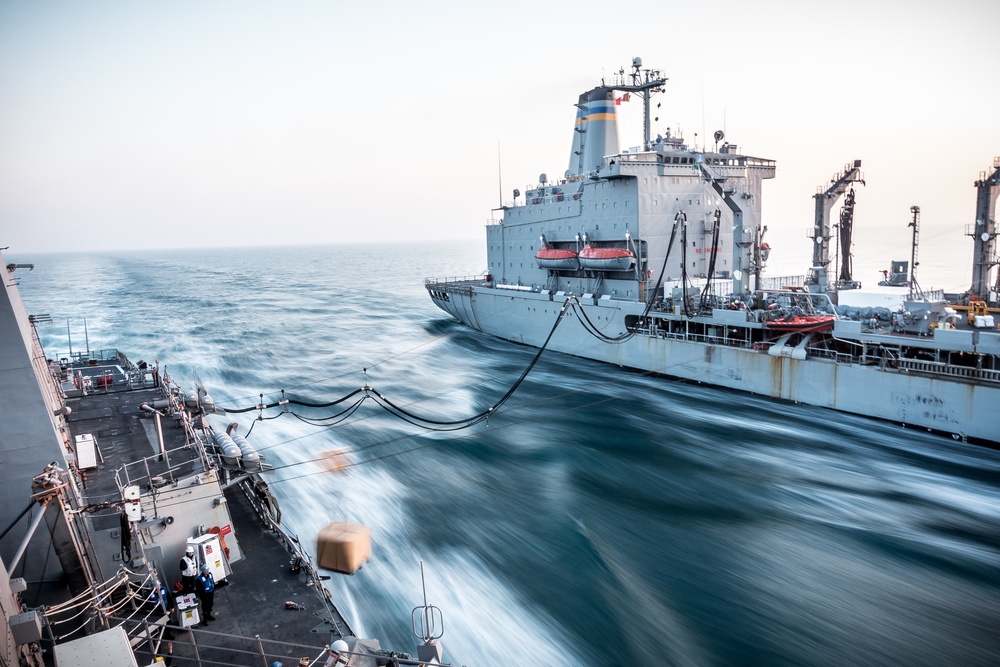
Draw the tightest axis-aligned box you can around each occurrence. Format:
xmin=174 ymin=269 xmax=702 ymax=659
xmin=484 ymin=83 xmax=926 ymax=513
xmin=181 ymin=556 xmax=198 ymax=577
xmin=197 ymin=573 xmax=215 ymax=594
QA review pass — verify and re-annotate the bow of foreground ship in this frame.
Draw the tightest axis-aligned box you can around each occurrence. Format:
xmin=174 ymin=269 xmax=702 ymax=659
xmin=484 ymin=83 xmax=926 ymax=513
xmin=0 ymin=258 xmax=446 ymax=666
xmin=426 ymin=57 xmax=1000 ymax=446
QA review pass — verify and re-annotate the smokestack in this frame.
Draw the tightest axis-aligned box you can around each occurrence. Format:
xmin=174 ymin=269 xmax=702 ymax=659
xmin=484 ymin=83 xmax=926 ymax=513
xmin=567 ymin=86 xmax=619 ymax=179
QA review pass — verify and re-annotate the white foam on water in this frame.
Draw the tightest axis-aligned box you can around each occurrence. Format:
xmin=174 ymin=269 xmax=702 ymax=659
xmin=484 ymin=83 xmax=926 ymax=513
xmin=273 ymin=451 xmax=585 ymax=666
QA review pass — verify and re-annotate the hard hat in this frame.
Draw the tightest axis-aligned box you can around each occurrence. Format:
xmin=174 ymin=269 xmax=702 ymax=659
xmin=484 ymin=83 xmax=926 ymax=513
xmin=270 ymin=662 xmax=283 ymax=667
xmin=185 ymin=546 xmax=194 ymax=554
xmin=200 ymin=564 xmax=210 ymax=572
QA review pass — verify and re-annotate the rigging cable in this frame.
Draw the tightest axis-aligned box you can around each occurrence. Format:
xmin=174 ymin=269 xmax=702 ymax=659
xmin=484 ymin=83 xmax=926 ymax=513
xmin=289 ymin=396 xmax=368 ymax=426
xmin=199 ymin=339 xmax=710 ymax=486
xmin=569 ymin=210 xmax=683 ymax=343
xmin=224 ymin=301 xmax=570 ymax=432
xmin=361 ymin=300 xmax=570 ymax=430
xmin=0 ymin=498 xmax=36 ymax=543
xmin=224 ymin=388 xmax=366 ymax=414
xmin=217 ymin=213 xmax=684 ymax=434
xmin=698 ymin=208 xmax=722 ymax=313
xmin=680 ymin=210 xmax=695 ymax=318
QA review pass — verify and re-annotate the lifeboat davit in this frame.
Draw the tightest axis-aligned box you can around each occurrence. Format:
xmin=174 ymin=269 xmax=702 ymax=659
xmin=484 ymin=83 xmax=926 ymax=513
xmin=578 ymin=245 xmax=635 ymax=272
xmin=764 ymin=314 xmax=835 ymax=332
xmin=535 ymin=246 xmax=579 ymax=271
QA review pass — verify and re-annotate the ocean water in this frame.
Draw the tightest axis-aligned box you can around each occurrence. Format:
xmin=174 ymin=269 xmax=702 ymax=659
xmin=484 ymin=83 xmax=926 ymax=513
xmin=10 ymin=241 xmax=1000 ymax=667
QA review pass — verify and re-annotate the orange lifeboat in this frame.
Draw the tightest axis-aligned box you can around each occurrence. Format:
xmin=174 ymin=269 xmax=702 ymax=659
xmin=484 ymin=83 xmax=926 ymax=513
xmin=535 ymin=246 xmax=579 ymax=271
xmin=764 ymin=314 xmax=835 ymax=332
xmin=578 ymin=245 xmax=635 ymax=271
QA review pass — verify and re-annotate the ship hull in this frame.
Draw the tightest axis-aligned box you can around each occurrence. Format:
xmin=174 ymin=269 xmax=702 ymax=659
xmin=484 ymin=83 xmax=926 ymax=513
xmin=429 ymin=285 xmax=999 ymax=444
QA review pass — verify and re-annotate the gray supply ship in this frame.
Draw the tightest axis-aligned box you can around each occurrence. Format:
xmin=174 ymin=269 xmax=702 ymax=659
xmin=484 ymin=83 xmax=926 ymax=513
xmin=0 ymin=253 xmax=446 ymax=666
xmin=426 ymin=58 xmax=1000 ymax=446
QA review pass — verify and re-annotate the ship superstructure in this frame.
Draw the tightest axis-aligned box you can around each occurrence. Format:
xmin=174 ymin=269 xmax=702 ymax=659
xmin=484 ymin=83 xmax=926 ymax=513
xmin=495 ymin=59 xmax=774 ymax=303
xmin=426 ymin=59 xmax=1000 ymax=445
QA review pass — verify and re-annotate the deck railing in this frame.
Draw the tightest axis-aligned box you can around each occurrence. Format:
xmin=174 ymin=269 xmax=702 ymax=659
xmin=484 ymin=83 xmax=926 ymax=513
xmin=235 ymin=478 xmax=352 ymax=638
xmin=110 ymin=615 xmax=355 ymax=667
xmin=896 ymin=358 xmax=1000 ymax=384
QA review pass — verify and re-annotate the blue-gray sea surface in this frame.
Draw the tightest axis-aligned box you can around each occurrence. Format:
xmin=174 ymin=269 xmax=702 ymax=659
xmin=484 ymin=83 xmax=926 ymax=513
xmin=11 ymin=241 xmax=1000 ymax=667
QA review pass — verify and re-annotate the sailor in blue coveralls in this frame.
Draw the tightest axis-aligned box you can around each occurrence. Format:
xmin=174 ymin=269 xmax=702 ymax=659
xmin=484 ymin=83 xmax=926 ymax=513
xmin=150 ymin=579 xmax=174 ymax=615
xmin=195 ymin=563 xmax=216 ymax=625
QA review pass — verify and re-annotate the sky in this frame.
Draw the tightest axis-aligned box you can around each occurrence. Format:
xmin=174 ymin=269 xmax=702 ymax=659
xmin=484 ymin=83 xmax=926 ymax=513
xmin=1 ymin=0 xmax=998 ymax=290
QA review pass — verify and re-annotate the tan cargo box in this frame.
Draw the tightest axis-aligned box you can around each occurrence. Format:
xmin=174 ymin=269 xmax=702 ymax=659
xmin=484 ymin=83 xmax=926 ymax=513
xmin=316 ymin=522 xmax=371 ymax=574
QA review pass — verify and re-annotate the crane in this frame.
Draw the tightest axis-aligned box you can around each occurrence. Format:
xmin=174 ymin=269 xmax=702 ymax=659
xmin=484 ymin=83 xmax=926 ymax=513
xmin=968 ymin=157 xmax=1000 ymax=304
xmin=807 ymin=160 xmax=865 ymax=293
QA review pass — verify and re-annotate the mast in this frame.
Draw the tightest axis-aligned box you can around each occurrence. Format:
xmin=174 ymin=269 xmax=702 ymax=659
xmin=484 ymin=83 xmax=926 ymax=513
xmin=615 ymin=57 xmax=667 ymax=151
xmin=908 ymin=205 xmax=923 ymax=299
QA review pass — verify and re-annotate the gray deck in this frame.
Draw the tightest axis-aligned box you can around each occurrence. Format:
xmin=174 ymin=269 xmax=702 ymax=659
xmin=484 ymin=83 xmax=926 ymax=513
xmin=59 ymin=358 xmax=396 ymax=667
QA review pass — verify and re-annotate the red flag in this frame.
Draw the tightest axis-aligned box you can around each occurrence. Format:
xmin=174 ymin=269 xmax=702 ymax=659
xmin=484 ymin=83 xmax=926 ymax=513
xmin=615 ymin=97 xmax=622 ymax=105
